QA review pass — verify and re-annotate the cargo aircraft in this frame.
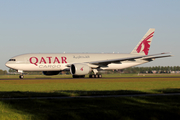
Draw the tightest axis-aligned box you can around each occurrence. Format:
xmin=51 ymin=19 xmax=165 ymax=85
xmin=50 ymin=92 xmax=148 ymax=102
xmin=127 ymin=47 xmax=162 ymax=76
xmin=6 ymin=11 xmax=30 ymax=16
xmin=6 ymin=28 xmax=172 ymax=79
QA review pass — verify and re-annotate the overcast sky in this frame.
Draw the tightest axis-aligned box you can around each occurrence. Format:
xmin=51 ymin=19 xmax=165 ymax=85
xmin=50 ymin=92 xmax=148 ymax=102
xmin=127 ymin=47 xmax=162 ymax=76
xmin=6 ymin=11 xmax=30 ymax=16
xmin=0 ymin=0 xmax=180 ymax=70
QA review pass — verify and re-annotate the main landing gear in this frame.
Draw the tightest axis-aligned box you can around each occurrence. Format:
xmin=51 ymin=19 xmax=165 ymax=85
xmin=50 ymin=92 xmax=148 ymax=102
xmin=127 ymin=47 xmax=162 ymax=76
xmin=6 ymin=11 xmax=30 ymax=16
xmin=89 ymin=74 xmax=102 ymax=78
xmin=89 ymin=69 xmax=102 ymax=78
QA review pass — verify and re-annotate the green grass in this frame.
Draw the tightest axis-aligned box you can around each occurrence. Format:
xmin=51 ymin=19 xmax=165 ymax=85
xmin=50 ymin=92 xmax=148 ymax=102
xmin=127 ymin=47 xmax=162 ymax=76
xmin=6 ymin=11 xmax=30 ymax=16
xmin=0 ymin=77 xmax=180 ymax=98
xmin=0 ymin=75 xmax=180 ymax=119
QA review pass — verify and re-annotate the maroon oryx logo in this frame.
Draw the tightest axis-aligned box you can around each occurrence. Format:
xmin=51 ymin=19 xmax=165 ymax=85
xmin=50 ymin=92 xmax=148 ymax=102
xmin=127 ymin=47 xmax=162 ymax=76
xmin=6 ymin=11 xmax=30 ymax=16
xmin=80 ymin=67 xmax=83 ymax=71
xmin=136 ymin=31 xmax=154 ymax=55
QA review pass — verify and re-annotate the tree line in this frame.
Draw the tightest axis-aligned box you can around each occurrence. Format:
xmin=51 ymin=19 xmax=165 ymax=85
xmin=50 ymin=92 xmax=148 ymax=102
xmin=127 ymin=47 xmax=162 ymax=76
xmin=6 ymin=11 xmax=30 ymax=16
xmin=123 ymin=66 xmax=180 ymax=74
xmin=0 ymin=69 xmax=7 ymax=75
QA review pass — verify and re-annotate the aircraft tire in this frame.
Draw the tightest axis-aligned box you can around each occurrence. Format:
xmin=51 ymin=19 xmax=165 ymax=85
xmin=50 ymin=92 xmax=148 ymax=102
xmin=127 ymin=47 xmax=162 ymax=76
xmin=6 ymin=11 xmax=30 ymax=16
xmin=19 ymin=75 xmax=24 ymax=79
xmin=91 ymin=74 xmax=95 ymax=78
xmin=98 ymin=74 xmax=102 ymax=78
xmin=81 ymin=75 xmax=85 ymax=78
xmin=89 ymin=74 xmax=102 ymax=78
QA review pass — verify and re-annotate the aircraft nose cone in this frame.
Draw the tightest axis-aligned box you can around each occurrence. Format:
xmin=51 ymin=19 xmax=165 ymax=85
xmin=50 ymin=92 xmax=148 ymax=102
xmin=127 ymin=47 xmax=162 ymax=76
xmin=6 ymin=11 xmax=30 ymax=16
xmin=5 ymin=61 xmax=17 ymax=70
xmin=5 ymin=61 xmax=11 ymax=68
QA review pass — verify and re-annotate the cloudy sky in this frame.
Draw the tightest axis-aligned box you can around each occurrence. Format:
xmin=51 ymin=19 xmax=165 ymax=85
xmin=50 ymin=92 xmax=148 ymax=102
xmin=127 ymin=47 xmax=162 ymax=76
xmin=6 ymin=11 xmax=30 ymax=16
xmin=0 ymin=0 xmax=180 ymax=70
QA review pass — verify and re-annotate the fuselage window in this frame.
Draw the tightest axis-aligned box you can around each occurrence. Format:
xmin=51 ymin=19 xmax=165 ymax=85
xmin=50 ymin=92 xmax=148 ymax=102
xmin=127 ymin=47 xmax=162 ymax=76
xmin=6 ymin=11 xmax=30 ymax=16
xmin=9 ymin=59 xmax=16 ymax=61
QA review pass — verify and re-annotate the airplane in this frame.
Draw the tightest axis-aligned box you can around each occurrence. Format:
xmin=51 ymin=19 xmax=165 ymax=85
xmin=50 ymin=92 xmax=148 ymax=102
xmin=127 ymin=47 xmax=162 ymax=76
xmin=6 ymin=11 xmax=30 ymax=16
xmin=5 ymin=28 xmax=172 ymax=79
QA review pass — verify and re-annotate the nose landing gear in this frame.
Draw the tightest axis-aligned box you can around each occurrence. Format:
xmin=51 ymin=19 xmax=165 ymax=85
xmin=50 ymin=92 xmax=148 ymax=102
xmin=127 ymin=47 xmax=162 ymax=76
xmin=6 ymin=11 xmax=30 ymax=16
xmin=18 ymin=70 xmax=24 ymax=79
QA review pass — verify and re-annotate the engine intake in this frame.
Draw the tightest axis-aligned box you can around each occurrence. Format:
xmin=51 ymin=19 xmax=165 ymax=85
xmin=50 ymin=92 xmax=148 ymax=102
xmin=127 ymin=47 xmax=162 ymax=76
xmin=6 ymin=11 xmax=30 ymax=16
xmin=70 ymin=63 xmax=91 ymax=75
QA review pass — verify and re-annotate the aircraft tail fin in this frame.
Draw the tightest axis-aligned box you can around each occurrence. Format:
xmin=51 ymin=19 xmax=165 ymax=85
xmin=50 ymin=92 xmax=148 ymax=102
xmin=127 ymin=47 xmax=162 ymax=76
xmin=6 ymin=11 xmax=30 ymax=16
xmin=131 ymin=28 xmax=155 ymax=55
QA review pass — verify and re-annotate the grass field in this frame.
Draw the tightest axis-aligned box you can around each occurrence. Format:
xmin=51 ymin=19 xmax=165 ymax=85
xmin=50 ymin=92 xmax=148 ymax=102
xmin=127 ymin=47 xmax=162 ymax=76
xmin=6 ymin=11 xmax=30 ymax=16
xmin=0 ymin=74 xmax=180 ymax=120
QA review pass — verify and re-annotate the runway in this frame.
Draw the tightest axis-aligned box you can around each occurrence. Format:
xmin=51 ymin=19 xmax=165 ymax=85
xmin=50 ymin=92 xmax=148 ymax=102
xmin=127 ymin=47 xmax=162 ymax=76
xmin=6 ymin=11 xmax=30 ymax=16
xmin=1 ymin=93 xmax=180 ymax=100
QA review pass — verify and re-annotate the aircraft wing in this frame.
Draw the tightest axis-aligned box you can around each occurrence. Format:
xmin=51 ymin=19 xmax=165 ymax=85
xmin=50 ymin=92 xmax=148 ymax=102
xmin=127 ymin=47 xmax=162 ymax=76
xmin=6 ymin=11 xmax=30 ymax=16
xmin=89 ymin=53 xmax=172 ymax=67
xmin=142 ymin=55 xmax=172 ymax=60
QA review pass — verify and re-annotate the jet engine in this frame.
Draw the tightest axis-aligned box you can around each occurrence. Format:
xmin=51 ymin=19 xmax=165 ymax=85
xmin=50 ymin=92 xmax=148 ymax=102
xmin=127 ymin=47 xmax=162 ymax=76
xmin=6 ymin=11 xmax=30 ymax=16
xmin=70 ymin=63 xmax=91 ymax=75
xmin=43 ymin=71 xmax=61 ymax=75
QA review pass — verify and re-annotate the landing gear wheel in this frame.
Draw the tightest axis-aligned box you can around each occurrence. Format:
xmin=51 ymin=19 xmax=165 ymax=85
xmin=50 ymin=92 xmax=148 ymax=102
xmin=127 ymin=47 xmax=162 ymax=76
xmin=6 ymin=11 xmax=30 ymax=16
xmin=91 ymin=74 xmax=95 ymax=78
xmin=89 ymin=74 xmax=95 ymax=78
xmin=89 ymin=75 xmax=92 ymax=78
xmin=19 ymin=75 xmax=24 ymax=79
xmin=98 ymin=74 xmax=102 ymax=78
xmin=89 ymin=74 xmax=102 ymax=78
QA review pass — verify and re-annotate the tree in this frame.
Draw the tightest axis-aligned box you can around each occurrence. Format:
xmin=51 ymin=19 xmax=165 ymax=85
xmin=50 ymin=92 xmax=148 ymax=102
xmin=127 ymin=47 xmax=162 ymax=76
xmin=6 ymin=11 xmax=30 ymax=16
xmin=0 ymin=69 xmax=7 ymax=75
xmin=9 ymin=69 xmax=16 ymax=72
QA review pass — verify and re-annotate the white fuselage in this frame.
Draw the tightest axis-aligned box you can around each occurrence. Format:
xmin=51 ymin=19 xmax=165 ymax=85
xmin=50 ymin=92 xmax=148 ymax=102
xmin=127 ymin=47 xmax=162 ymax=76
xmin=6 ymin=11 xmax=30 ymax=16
xmin=5 ymin=53 xmax=149 ymax=71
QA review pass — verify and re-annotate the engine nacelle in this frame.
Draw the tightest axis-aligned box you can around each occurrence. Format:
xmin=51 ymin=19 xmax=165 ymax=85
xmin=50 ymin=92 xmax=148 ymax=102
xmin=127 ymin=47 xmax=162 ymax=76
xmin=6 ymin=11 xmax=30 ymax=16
xmin=70 ymin=63 xmax=91 ymax=75
xmin=43 ymin=71 xmax=61 ymax=76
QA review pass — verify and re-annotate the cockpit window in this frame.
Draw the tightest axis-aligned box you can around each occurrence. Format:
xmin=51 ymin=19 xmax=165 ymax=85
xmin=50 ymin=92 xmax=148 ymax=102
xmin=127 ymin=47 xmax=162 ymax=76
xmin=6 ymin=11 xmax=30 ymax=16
xmin=9 ymin=59 xmax=16 ymax=61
